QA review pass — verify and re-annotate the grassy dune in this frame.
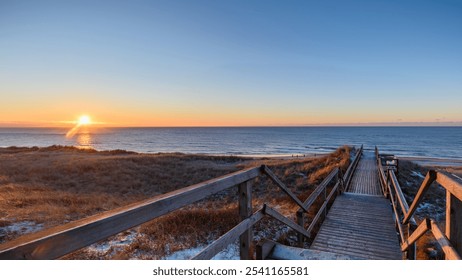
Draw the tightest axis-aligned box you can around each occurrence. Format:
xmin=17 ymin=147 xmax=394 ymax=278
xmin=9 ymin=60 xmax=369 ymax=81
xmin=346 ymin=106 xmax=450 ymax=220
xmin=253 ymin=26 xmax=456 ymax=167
xmin=0 ymin=145 xmax=351 ymax=259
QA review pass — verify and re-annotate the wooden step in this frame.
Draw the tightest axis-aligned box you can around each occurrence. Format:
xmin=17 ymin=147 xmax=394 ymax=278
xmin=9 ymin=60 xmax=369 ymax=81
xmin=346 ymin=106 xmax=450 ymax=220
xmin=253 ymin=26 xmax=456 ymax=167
xmin=256 ymin=240 xmax=362 ymax=260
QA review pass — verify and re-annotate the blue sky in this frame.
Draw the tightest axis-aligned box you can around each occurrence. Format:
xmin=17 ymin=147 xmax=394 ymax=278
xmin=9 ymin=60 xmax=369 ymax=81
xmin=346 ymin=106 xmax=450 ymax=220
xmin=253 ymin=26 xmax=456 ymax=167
xmin=1 ymin=0 xmax=461 ymax=126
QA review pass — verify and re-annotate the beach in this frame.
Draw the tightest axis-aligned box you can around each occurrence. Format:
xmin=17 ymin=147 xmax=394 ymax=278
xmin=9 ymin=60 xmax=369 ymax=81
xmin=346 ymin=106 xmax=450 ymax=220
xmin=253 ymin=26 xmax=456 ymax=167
xmin=1 ymin=145 xmax=460 ymax=260
xmin=0 ymin=145 xmax=351 ymax=259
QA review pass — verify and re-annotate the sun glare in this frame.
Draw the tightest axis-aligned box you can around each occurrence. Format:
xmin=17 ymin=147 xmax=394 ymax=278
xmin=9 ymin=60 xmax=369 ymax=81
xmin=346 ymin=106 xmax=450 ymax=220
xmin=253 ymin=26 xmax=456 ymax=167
xmin=78 ymin=115 xmax=91 ymax=126
xmin=66 ymin=115 xmax=92 ymax=138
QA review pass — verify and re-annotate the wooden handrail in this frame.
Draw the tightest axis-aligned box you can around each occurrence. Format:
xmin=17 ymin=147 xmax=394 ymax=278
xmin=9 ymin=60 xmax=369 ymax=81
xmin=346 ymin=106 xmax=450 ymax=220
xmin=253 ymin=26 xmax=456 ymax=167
xmin=306 ymin=181 xmax=341 ymax=236
xmin=401 ymin=219 xmax=430 ymax=252
xmin=376 ymin=146 xmax=462 ymax=259
xmin=192 ymin=204 xmax=315 ymax=260
xmin=342 ymin=145 xmax=363 ymax=191
xmin=436 ymin=172 xmax=462 ymax=201
xmin=387 ymin=180 xmax=405 ymax=242
xmin=400 ymin=218 xmax=461 ymax=260
xmin=295 ymin=145 xmax=362 ymax=245
xmin=388 ymin=170 xmax=416 ymax=226
xmin=403 ymin=170 xmax=462 ymax=225
xmin=0 ymin=166 xmax=261 ymax=260
xmin=430 ymin=220 xmax=461 ymax=260
xmin=298 ymin=168 xmax=338 ymax=213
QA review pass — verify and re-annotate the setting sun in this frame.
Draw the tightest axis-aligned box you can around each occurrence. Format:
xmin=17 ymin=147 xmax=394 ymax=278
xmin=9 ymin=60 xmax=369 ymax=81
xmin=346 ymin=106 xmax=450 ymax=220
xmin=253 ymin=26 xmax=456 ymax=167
xmin=78 ymin=115 xmax=91 ymax=126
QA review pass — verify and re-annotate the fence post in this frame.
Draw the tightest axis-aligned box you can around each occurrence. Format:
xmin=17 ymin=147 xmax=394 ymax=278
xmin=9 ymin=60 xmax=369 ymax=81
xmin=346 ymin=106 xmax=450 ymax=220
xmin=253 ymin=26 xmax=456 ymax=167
xmin=406 ymin=223 xmax=417 ymax=259
xmin=338 ymin=169 xmax=344 ymax=193
xmin=296 ymin=210 xmax=304 ymax=247
xmin=239 ymin=180 xmax=253 ymax=260
xmin=446 ymin=190 xmax=462 ymax=259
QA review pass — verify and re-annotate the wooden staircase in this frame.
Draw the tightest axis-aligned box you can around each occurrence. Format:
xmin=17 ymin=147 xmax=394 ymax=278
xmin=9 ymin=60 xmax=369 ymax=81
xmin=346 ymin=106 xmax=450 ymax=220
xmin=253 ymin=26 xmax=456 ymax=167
xmin=259 ymin=151 xmax=402 ymax=260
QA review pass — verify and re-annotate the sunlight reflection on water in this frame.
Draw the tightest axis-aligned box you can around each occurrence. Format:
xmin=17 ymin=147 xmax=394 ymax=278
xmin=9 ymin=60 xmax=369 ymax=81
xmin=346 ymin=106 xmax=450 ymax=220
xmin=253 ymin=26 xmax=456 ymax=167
xmin=76 ymin=131 xmax=92 ymax=149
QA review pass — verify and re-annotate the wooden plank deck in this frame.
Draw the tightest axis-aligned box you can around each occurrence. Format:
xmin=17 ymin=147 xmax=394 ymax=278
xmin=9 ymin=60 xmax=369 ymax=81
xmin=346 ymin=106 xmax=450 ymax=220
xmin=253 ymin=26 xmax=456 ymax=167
xmin=310 ymin=151 xmax=402 ymax=259
xmin=347 ymin=152 xmax=382 ymax=195
xmin=310 ymin=193 xmax=402 ymax=259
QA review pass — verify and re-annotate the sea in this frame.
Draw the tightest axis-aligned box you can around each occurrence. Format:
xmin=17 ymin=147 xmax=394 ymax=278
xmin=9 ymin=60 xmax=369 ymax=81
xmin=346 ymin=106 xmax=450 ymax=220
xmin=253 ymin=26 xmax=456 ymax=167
xmin=0 ymin=126 xmax=461 ymax=159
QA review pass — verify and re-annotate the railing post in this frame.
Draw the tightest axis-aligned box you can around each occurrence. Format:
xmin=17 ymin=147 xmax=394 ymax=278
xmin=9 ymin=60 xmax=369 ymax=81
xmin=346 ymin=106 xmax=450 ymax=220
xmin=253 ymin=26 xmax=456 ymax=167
xmin=406 ymin=223 xmax=417 ymax=260
xmin=323 ymin=186 xmax=327 ymax=219
xmin=238 ymin=180 xmax=253 ymax=260
xmin=338 ymin=169 xmax=344 ymax=193
xmin=296 ymin=210 xmax=304 ymax=247
xmin=446 ymin=190 xmax=462 ymax=259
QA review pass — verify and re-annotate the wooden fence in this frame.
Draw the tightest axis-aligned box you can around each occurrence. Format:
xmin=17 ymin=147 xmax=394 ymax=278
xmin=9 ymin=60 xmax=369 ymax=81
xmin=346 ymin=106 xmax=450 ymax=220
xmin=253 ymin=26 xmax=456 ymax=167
xmin=376 ymin=147 xmax=462 ymax=260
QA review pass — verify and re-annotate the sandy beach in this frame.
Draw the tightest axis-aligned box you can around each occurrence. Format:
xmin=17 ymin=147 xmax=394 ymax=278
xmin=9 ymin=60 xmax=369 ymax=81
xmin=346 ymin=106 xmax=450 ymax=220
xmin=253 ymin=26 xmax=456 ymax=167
xmin=400 ymin=156 xmax=462 ymax=168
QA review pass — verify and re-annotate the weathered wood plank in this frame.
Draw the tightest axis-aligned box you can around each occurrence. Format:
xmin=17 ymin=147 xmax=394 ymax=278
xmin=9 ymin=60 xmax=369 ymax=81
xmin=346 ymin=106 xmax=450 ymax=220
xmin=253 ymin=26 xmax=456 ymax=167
xmin=256 ymin=240 xmax=276 ymax=260
xmin=311 ymin=189 xmax=402 ymax=260
xmin=401 ymin=218 xmax=430 ymax=252
xmin=312 ymin=236 xmax=401 ymax=254
xmin=300 ymin=168 xmax=338 ymax=210
xmin=446 ymin=191 xmax=462 ymax=258
xmin=311 ymin=242 xmax=399 ymax=260
xmin=296 ymin=211 xmax=304 ymax=247
xmin=437 ymin=172 xmax=462 ymax=201
xmin=431 ymin=220 xmax=461 ymax=260
xmin=238 ymin=181 xmax=252 ymax=260
xmin=386 ymin=181 xmax=405 ymax=241
xmin=263 ymin=206 xmax=310 ymax=239
xmin=403 ymin=170 xmax=436 ymax=224
xmin=307 ymin=182 xmax=340 ymax=236
xmin=269 ymin=243 xmax=362 ymax=260
xmin=343 ymin=145 xmax=363 ymax=190
xmin=389 ymin=170 xmax=412 ymax=213
xmin=317 ymin=227 xmax=399 ymax=241
xmin=192 ymin=209 xmax=265 ymax=260
xmin=262 ymin=165 xmax=307 ymax=211
xmin=347 ymin=152 xmax=381 ymax=195
xmin=0 ymin=166 xmax=261 ymax=260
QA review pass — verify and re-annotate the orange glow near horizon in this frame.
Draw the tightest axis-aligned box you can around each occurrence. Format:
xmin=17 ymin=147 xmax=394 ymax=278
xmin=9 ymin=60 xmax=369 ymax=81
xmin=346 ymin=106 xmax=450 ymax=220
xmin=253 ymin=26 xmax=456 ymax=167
xmin=1 ymin=106 xmax=462 ymax=128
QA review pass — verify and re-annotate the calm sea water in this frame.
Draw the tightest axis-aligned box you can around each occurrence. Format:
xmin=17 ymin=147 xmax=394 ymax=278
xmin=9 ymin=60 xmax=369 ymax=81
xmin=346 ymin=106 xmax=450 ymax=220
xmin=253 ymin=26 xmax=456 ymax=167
xmin=0 ymin=127 xmax=461 ymax=159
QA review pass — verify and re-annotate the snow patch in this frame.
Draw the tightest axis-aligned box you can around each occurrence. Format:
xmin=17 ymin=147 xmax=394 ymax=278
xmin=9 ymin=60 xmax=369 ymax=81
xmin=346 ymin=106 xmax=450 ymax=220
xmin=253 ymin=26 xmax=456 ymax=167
xmin=86 ymin=230 xmax=137 ymax=254
xmin=163 ymin=242 xmax=240 ymax=260
xmin=0 ymin=221 xmax=43 ymax=235
xmin=416 ymin=202 xmax=444 ymax=221
xmin=411 ymin=171 xmax=425 ymax=179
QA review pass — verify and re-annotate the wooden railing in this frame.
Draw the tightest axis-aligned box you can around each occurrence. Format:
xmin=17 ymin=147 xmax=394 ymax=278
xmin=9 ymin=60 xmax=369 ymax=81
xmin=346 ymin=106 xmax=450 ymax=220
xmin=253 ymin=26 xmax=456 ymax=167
xmin=376 ymin=147 xmax=462 ymax=260
xmin=0 ymin=166 xmax=261 ymax=259
xmin=295 ymin=145 xmax=363 ymax=245
xmin=343 ymin=145 xmax=363 ymax=192
xmin=0 ymin=148 xmax=358 ymax=260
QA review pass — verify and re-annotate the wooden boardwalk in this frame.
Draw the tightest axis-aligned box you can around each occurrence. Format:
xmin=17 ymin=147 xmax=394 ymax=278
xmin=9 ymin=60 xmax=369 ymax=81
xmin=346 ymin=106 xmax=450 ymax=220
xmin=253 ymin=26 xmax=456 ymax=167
xmin=310 ymin=151 xmax=402 ymax=259
xmin=348 ymin=152 xmax=382 ymax=195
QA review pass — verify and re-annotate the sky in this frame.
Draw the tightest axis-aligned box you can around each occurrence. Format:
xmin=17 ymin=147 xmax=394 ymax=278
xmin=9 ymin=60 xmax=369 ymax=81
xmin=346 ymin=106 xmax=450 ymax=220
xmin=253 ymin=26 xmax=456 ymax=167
xmin=1 ymin=0 xmax=461 ymax=127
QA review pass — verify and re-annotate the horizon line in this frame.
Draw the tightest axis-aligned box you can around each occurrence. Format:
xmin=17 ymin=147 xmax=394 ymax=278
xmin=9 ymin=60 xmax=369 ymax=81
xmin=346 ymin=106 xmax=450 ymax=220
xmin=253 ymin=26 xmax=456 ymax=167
xmin=1 ymin=121 xmax=462 ymax=128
